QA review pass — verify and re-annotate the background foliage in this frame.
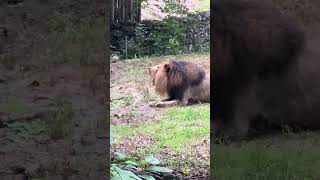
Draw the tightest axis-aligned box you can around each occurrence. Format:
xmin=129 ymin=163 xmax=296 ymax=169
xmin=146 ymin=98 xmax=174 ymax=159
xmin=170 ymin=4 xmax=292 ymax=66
xmin=110 ymin=1 xmax=210 ymax=59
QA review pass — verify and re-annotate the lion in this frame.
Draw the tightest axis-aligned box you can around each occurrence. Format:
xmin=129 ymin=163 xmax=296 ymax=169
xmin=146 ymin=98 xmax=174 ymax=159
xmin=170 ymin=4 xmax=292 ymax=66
xmin=212 ymin=0 xmax=315 ymax=139
xmin=148 ymin=59 xmax=210 ymax=108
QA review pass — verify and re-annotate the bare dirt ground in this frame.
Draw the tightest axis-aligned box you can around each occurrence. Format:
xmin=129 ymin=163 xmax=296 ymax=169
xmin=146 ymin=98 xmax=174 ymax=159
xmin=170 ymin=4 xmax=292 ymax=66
xmin=0 ymin=64 xmax=107 ymax=179
xmin=0 ymin=1 xmax=108 ymax=179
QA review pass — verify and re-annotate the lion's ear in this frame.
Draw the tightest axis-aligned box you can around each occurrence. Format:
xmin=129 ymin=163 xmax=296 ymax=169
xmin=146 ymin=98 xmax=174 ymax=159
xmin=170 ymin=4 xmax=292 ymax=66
xmin=164 ymin=63 xmax=171 ymax=72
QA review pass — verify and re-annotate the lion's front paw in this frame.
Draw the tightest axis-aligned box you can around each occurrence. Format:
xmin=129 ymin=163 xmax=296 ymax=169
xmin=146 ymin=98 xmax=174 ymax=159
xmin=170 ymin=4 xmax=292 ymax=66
xmin=149 ymin=101 xmax=165 ymax=108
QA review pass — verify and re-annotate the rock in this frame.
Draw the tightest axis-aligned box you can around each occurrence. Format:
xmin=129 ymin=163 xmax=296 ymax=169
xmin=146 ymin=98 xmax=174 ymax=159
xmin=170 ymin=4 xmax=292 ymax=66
xmin=111 ymin=55 xmax=120 ymax=63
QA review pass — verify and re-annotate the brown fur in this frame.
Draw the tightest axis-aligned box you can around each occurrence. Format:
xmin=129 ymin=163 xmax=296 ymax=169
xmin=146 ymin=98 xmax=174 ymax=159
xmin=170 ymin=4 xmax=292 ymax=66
xmin=211 ymin=0 xmax=319 ymax=139
xmin=148 ymin=59 xmax=210 ymax=107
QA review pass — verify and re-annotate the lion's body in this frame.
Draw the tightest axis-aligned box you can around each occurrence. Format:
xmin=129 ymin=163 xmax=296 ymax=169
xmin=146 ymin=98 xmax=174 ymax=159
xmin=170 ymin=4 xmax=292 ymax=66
xmin=148 ymin=59 xmax=210 ymax=107
xmin=212 ymin=0 xmax=320 ymax=139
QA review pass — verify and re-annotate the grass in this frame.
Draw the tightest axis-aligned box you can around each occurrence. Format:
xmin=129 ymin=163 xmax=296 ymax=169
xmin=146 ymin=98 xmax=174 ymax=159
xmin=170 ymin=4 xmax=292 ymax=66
xmin=213 ymin=132 xmax=320 ymax=180
xmin=111 ymin=95 xmax=134 ymax=107
xmin=6 ymin=119 xmax=48 ymax=143
xmin=148 ymin=105 xmax=210 ymax=152
xmin=113 ymin=105 xmax=210 ymax=153
xmin=46 ymin=97 xmax=74 ymax=139
xmin=113 ymin=125 xmax=136 ymax=139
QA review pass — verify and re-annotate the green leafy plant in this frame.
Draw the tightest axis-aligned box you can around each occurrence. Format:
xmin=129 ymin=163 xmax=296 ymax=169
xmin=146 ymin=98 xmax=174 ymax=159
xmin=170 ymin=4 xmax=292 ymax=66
xmin=111 ymin=152 xmax=173 ymax=180
xmin=122 ymin=12 xmax=209 ymax=59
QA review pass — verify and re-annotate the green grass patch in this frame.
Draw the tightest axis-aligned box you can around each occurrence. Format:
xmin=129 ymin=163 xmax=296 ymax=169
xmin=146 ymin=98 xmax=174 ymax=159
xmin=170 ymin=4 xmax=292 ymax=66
xmin=113 ymin=125 xmax=137 ymax=140
xmin=6 ymin=119 xmax=48 ymax=142
xmin=214 ymin=134 xmax=320 ymax=180
xmin=148 ymin=105 xmax=209 ymax=152
xmin=113 ymin=105 xmax=210 ymax=153
xmin=111 ymin=94 xmax=134 ymax=107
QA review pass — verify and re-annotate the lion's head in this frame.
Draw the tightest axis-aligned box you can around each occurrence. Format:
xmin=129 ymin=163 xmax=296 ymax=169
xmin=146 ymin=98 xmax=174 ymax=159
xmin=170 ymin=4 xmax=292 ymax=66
xmin=148 ymin=59 xmax=172 ymax=96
